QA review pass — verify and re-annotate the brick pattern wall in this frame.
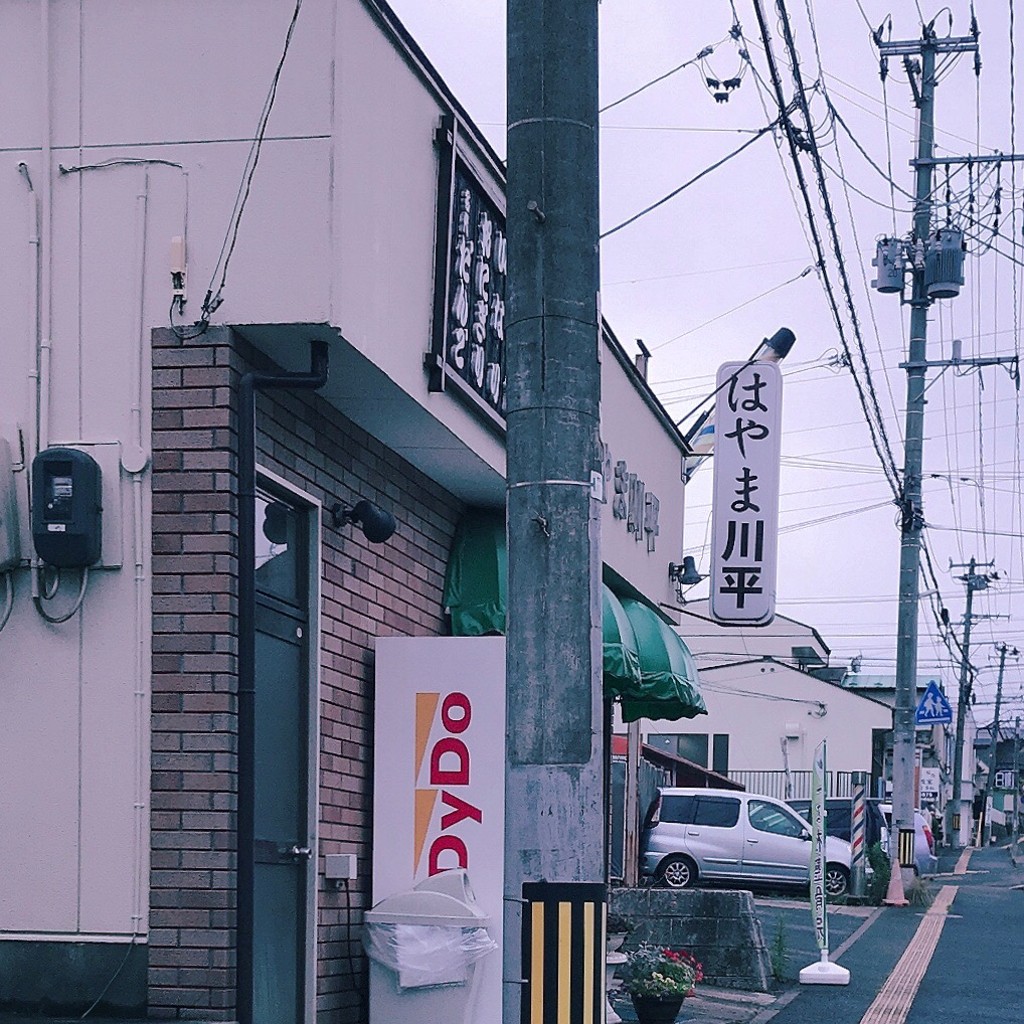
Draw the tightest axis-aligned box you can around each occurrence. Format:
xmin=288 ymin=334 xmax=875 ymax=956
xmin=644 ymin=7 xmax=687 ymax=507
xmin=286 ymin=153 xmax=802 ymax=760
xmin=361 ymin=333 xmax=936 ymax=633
xmin=150 ymin=326 xmax=463 ymax=1021
xmin=150 ymin=326 xmax=242 ymax=1020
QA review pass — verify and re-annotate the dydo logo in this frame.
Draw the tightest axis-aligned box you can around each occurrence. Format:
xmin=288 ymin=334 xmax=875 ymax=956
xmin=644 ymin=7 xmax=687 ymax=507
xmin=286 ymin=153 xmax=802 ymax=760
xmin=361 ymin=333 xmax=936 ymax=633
xmin=414 ymin=691 xmax=483 ymax=876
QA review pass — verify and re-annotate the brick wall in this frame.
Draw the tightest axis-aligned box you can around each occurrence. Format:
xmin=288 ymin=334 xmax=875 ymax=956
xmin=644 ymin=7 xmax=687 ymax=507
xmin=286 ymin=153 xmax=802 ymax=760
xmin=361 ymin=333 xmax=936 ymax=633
xmin=150 ymin=326 xmax=463 ymax=1021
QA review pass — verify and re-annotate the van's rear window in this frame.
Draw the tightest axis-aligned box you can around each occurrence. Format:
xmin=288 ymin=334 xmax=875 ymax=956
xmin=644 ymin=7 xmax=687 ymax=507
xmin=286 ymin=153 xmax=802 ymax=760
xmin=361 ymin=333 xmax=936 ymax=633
xmin=659 ymin=795 xmax=697 ymax=824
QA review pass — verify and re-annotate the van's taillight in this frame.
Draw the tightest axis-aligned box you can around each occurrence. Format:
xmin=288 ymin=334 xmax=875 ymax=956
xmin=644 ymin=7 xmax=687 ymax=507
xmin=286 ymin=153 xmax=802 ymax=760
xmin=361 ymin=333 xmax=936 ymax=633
xmin=923 ymin=824 xmax=934 ymax=854
xmin=650 ymin=797 xmax=661 ymax=826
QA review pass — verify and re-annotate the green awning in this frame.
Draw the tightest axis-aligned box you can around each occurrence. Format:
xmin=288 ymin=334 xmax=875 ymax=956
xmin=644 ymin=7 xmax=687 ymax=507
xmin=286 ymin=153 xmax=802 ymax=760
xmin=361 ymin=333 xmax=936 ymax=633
xmin=442 ymin=510 xmax=507 ymax=637
xmin=443 ymin=512 xmax=706 ymax=720
xmin=602 ymin=585 xmax=642 ymax=696
xmin=618 ymin=597 xmax=707 ymax=723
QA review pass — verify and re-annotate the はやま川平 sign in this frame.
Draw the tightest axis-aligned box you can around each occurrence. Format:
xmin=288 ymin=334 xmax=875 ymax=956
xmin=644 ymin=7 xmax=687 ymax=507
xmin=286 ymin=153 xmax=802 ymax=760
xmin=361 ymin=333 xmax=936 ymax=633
xmin=710 ymin=360 xmax=783 ymax=625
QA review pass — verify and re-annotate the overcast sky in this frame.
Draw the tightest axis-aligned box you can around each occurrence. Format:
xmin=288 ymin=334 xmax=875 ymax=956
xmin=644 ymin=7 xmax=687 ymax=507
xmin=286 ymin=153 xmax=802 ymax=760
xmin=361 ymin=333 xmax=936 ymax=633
xmin=386 ymin=0 xmax=1024 ymax=715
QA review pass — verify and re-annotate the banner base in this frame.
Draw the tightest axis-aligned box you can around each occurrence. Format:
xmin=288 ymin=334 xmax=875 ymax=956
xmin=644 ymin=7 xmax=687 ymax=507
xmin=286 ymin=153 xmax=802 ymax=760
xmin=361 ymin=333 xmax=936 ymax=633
xmin=799 ymin=952 xmax=850 ymax=986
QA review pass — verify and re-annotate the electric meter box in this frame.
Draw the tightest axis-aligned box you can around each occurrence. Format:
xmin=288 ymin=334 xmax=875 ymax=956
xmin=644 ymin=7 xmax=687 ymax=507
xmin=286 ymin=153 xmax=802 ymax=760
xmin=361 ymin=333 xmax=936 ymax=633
xmin=32 ymin=447 xmax=102 ymax=568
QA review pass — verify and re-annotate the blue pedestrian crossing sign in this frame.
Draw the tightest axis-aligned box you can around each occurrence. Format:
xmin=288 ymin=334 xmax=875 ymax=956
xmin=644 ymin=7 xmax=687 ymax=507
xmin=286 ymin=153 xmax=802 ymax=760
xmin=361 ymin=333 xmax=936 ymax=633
xmin=915 ymin=680 xmax=953 ymax=725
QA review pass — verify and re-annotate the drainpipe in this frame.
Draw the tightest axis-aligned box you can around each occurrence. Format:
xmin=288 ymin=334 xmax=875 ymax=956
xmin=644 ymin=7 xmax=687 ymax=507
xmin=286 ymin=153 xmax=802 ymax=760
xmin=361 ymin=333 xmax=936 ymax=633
xmin=126 ymin=173 xmax=151 ymax=939
xmin=236 ymin=338 xmax=329 ymax=1024
xmin=32 ymin=0 xmax=54 ymax=609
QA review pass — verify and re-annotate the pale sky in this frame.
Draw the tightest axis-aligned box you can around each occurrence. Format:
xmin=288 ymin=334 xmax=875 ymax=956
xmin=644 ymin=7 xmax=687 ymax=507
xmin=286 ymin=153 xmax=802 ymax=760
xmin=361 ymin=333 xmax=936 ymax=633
xmin=386 ymin=0 xmax=1024 ymax=716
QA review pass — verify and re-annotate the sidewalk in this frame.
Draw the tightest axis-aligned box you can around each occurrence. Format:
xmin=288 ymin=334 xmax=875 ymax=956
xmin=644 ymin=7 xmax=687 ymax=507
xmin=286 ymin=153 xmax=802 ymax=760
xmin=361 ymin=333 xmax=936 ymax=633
xmin=729 ymin=844 xmax=1023 ymax=1024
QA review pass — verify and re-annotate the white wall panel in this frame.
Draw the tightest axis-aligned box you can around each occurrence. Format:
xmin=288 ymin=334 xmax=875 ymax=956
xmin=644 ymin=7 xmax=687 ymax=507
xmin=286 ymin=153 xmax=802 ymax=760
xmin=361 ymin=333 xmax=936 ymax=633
xmin=0 ymin=598 xmax=81 ymax=933
xmin=78 ymin=568 xmax=143 ymax=935
xmin=79 ymin=0 xmax=334 ymax=148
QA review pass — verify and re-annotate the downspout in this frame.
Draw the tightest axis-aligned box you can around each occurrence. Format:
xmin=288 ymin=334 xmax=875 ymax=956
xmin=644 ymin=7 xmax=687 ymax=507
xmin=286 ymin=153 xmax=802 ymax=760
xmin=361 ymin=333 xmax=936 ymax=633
xmin=17 ymin=162 xmax=39 ymax=477
xmin=32 ymin=0 xmax=54 ymax=608
xmin=236 ymin=339 xmax=329 ymax=1024
xmin=127 ymin=173 xmax=151 ymax=940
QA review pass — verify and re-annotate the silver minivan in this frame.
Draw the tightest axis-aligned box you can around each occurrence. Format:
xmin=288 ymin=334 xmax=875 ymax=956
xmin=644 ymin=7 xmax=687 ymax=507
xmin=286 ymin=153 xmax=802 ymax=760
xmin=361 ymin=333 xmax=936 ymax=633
xmin=641 ymin=787 xmax=853 ymax=897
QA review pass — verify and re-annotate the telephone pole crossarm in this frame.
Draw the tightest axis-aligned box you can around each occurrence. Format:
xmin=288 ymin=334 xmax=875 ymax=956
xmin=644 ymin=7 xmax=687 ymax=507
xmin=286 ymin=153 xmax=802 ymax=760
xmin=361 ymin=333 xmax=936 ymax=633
xmin=878 ymin=36 xmax=978 ymax=58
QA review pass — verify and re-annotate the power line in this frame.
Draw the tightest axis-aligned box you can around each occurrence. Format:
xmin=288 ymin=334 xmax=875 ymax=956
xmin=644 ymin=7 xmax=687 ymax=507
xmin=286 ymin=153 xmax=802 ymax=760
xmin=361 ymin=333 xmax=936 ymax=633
xmin=600 ymin=117 xmax=784 ymax=239
xmin=750 ymin=0 xmax=903 ymax=501
xmin=651 ymin=265 xmax=815 ymax=349
xmin=600 ymin=38 xmax=727 ymax=114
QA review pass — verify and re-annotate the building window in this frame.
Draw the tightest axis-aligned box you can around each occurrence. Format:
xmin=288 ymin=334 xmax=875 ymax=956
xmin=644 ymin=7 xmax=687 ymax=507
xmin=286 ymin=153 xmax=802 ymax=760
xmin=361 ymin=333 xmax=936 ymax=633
xmin=712 ymin=734 xmax=730 ymax=775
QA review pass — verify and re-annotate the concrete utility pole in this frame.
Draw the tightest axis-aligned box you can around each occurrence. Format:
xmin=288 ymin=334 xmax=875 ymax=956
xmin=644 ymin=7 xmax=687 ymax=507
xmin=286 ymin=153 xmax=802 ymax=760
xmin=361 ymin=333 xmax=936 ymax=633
xmin=880 ymin=30 xmax=939 ymax=900
xmin=949 ymin=558 xmax=995 ymax=846
xmin=1012 ymin=718 xmax=1021 ymax=864
xmin=981 ymin=643 xmax=1019 ymax=845
xmin=504 ymin=2 xmax=604 ymax=1022
xmin=872 ymin=23 xmax=979 ymax=896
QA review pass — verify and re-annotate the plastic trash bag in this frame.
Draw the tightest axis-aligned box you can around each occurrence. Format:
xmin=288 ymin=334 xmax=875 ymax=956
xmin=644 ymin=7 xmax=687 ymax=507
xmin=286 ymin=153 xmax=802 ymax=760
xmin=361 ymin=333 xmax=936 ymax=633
xmin=364 ymin=923 xmax=497 ymax=990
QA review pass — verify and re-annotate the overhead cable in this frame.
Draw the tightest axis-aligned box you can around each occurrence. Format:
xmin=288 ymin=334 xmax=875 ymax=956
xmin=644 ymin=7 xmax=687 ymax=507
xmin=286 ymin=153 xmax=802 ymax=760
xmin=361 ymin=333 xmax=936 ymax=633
xmin=600 ymin=117 xmax=784 ymax=239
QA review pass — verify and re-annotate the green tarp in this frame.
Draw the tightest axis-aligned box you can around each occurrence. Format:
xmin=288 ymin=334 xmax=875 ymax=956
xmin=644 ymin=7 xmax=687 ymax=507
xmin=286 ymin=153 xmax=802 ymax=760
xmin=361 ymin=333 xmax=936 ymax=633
xmin=443 ymin=511 xmax=706 ymax=721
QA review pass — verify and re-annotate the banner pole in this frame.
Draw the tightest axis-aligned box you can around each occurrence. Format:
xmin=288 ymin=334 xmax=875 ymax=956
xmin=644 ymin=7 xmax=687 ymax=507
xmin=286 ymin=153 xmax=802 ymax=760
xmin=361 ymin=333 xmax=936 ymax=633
xmin=799 ymin=741 xmax=850 ymax=985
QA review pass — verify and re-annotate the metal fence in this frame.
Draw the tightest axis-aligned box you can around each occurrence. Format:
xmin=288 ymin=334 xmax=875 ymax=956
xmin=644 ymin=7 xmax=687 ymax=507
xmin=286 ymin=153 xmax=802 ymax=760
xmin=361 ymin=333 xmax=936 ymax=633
xmin=727 ymin=769 xmax=857 ymax=800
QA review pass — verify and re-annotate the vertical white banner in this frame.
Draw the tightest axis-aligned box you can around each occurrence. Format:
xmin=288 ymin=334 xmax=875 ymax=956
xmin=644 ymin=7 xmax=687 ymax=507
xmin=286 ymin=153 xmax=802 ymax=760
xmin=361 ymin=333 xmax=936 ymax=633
xmin=710 ymin=360 xmax=783 ymax=625
xmin=810 ymin=740 xmax=828 ymax=954
xmin=373 ymin=637 xmax=506 ymax=1018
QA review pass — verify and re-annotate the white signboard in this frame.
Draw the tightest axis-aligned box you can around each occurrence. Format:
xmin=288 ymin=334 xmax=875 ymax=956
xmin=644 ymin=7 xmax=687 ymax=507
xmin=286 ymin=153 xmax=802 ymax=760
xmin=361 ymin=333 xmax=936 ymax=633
xmin=809 ymin=741 xmax=828 ymax=953
xmin=710 ymin=360 xmax=783 ymax=625
xmin=918 ymin=766 xmax=941 ymax=804
xmin=373 ymin=637 xmax=506 ymax=1016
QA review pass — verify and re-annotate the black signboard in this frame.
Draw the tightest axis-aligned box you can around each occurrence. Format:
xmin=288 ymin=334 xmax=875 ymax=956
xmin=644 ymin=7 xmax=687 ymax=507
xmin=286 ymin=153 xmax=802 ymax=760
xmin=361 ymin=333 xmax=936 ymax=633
xmin=427 ymin=115 xmax=508 ymax=430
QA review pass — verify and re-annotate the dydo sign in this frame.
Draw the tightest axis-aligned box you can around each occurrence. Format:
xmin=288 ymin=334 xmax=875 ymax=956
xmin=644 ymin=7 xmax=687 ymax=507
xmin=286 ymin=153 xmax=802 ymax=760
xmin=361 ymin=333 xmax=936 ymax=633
xmin=373 ymin=638 xmax=505 ymax=1009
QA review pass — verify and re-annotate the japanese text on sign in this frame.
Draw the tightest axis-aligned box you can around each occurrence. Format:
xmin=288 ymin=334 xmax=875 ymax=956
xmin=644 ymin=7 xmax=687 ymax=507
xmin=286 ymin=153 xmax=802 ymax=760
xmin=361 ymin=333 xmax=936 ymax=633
xmin=445 ymin=166 xmax=507 ymax=417
xmin=710 ymin=360 xmax=782 ymax=625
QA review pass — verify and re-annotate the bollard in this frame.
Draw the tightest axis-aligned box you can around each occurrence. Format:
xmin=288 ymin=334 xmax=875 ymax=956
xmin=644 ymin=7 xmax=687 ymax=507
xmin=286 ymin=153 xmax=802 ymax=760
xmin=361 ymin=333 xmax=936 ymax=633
xmin=850 ymin=773 xmax=868 ymax=898
xmin=521 ymin=881 xmax=606 ymax=1024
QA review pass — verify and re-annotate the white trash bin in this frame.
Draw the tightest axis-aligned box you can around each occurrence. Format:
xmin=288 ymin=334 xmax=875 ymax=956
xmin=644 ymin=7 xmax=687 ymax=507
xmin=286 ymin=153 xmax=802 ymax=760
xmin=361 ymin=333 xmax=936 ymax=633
xmin=364 ymin=869 xmax=497 ymax=1024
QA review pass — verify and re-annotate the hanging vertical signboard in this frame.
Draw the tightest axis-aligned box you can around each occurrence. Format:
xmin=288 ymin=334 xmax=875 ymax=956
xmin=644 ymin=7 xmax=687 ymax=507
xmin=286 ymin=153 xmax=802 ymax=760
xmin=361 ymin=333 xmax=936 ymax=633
xmin=709 ymin=360 xmax=783 ymax=625
xmin=426 ymin=114 xmax=508 ymax=431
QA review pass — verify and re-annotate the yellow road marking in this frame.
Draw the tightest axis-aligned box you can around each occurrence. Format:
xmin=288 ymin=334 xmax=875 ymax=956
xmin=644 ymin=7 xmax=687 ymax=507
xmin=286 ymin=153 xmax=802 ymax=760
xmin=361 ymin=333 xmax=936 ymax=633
xmin=954 ymin=848 xmax=972 ymax=875
xmin=858 ymin=885 xmax=957 ymax=1024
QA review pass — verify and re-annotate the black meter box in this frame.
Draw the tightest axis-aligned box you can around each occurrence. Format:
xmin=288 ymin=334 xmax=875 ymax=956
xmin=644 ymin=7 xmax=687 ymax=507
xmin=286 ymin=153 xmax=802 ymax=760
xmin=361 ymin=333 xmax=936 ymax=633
xmin=32 ymin=447 xmax=103 ymax=568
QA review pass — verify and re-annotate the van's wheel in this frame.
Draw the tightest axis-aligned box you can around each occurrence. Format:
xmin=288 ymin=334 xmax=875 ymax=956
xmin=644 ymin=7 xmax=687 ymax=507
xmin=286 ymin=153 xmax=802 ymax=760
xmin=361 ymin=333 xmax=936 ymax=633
xmin=658 ymin=855 xmax=697 ymax=889
xmin=824 ymin=864 xmax=850 ymax=898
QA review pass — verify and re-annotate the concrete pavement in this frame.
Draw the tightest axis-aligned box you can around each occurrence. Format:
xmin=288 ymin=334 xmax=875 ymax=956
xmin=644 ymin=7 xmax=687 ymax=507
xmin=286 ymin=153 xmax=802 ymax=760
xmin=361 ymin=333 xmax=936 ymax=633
xmin=611 ymin=843 xmax=1024 ymax=1024
xmin=4 ymin=847 xmax=1022 ymax=1023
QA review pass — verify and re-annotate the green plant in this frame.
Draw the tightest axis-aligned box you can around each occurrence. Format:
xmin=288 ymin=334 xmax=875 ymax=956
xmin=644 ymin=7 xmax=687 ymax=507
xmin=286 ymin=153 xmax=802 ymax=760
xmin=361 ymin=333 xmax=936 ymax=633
xmin=621 ymin=944 xmax=703 ymax=998
xmin=906 ymin=876 xmax=934 ymax=908
xmin=769 ymin=916 xmax=789 ymax=981
xmin=866 ymin=841 xmax=891 ymax=905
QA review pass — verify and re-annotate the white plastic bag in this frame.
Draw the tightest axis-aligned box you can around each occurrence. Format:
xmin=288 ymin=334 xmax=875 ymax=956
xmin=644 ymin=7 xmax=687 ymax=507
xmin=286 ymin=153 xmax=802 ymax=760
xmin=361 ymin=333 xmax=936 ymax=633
xmin=364 ymin=923 xmax=497 ymax=990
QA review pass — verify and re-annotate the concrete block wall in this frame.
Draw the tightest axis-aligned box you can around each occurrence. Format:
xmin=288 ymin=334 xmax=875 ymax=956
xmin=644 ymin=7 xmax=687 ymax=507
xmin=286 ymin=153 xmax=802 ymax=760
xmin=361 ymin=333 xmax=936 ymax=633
xmin=150 ymin=326 xmax=463 ymax=1021
xmin=610 ymin=887 xmax=773 ymax=992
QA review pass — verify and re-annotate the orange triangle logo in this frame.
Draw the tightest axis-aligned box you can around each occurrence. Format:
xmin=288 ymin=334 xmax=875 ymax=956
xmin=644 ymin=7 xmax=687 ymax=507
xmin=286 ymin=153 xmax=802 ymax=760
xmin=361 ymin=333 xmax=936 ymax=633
xmin=415 ymin=692 xmax=440 ymax=781
xmin=414 ymin=789 xmax=439 ymax=873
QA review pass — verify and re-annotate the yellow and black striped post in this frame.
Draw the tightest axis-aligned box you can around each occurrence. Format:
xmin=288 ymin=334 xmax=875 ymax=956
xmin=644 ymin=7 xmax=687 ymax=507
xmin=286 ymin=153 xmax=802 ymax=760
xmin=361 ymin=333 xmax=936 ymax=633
xmin=521 ymin=882 xmax=606 ymax=1024
xmin=898 ymin=828 xmax=916 ymax=869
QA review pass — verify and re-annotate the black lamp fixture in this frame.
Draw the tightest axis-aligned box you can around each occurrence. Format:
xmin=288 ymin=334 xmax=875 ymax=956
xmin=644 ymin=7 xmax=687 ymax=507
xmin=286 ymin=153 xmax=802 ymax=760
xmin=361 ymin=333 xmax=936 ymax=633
xmin=331 ymin=499 xmax=396 ymax=543
xmin=668 ymin=555 xmax=705 ymax=602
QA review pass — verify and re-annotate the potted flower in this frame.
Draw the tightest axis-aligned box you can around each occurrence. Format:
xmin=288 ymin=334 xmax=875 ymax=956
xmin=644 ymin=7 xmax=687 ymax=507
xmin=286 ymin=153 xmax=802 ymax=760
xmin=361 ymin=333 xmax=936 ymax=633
xmin=621 ymin=943 xmax=703 ymax=1024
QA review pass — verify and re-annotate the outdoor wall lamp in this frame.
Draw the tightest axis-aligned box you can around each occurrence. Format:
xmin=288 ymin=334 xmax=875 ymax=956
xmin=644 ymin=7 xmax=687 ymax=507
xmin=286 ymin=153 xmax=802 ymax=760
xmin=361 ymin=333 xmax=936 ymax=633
xmin=331 ymin=499 xmax=397 ymax=543
xmin=668 ymin=555 xmax=705 ymax=602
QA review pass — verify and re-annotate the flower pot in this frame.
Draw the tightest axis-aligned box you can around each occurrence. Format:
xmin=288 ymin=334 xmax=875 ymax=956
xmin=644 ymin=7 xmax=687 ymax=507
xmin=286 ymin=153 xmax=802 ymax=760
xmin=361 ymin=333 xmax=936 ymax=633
xmin=630 ymin=993 xmax=685 ymax=1024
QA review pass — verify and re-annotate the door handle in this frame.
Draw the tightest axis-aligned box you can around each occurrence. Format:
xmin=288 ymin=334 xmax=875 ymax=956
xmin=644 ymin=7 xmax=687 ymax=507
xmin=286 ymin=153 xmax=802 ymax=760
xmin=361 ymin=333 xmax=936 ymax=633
xmin=746 ymin=839 xmax=759 ymax=844
xmin=288 ymin=845 xmax=313 ymax=860
xmin=686 ymin=830 xmax=700 ymax=836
